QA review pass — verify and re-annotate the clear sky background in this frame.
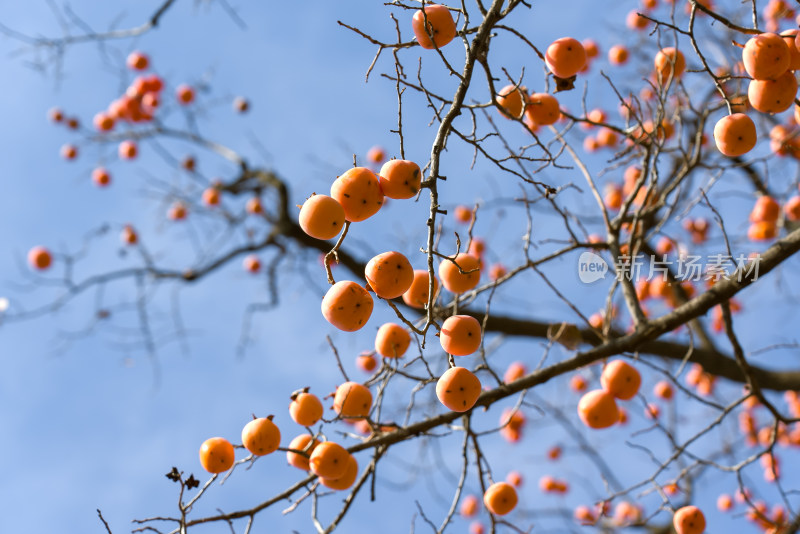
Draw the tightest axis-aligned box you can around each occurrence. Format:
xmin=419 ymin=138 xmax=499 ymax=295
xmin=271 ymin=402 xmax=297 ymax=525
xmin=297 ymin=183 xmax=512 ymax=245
xmin=1 ymin=1 xmax=799 ymax=532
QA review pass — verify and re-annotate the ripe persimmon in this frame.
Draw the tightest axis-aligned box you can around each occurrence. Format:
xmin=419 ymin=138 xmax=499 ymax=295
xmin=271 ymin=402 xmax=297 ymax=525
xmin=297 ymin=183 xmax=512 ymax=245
xmin=713 ymin=113 xmax=757 ymax=157
xmin=506 ymin=471 xmax=523 ymax=487
xmin=608 ymin=45 xmax=629 ymax=65
xmin=309 ymin=441 xmax=351 ymax=480
xmin=233 ymin=96 xmax=249 ymax=113
xmin=364 ymin=251 xmax=414 ymax=299
xmin=460 ymin=494 xmax=479 ymax=517
xmin=289 ymin=391 xmax=323 ymax=427
xmin=92 ymin=167 xmax=111 ymax=187
xmin=483 ymin=482 xmax=518 ymax=516
xmin=748 ymin=221 xmax=778 ymax=241
xmin=60 ymin=144 xmax=77 ymax=160
xmin=333 ymin=381 xmax=372 ymax=419
xmin=784 ymin=196 xmax=800 ymax=221
xmin=299 ymin=194 xmax=346 ymax=240
xmin=126 ymin=51 xmax=149 ymax=70
xmin=319 ymin=453 xmax=358 ymax=490
xmin=750 ymin=195 xmax=780 ymax=222
xmin=286 ymin=434 xmax=318 ymax=470
xmin=654 ymin=380 xmax=674 ymax=400
xmin=496 ymin=84 xmax=526 ymax=119
xmin=411 ymin=4 xmax=457 ymax=50
xmin=436 ymin=366 xmax=481 ymax=412
xmin=330 ymin=167 xmax=384 ymax=222
xmin=167 ymin=201 xmax=187 ymax=221
xmin=243 ymin=255 xmax=261 ymax=273
xmin=780 ymin=30 xmax=800 ymax=70
xmin=121 ymin=225 xmax=138 ymax=245
xmin=118 ymin=140 xmax=138 ymax=160
xmin=202 ymin=188 xmax=220 ymax=207
xmin=577 ymin=389 xmax=619 ymax=429
xmin=504 ymin=361 xmax=527 ymax=383
xmin=176 ymin=84 xmax=195 ymax=105
xmin=356 ymin=352 xmax=378 ymax=372
xmin=742 ymin=33 xmax=790 ymax=80
xmin=48 ymin=107 xmax=64 ymax=122
xmin=241 ymin=416 xmax=281 ymax=456
xmin=525 ymin=92 xmax=560 ymax=126
xmin=438 ymin=253 xmax=481 ymax=293
xmin=374 ymin=322 xmax=411 ymax=358
xmin=402 ymin=269 xmax=439 ymax=308
xmin=654 ymin=47 xmax=686 ymax=83
xmin=93 ymin=112 xmax=115 ymax=132
xmin=673 ymin=505 xmax=706 ymax=534
xmin=199 ymin=437 xmax=235 ymax=474
xmin=28 ymin=246 xmax=52 ymax=270
xmin=545 ymin=37 xmax=586 ymax=79
xmin=321 ymin=280 xmax=374 ymax=332
xmin=600 ymin=360 xmax=641 ymax=400
xmin=748 ymin=71 xmax=797 ymax=113
xmin=379 ymin=159 xmax=422 ymax=199
xmin=246 ymin=196 xmax=264 ymax=215
xmin=439 ymin=314 xmax=482 ymax=356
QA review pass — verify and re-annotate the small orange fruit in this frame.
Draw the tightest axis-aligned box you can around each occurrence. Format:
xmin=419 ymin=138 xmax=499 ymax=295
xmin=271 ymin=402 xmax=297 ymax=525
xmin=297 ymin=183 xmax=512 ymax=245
xmin=654 ymin=47 xmax=686 ymax=83
xmin=356 ymin=352 xmax=378 ymax=372
xmin=525 ymin=92 xmax=560 ymax=126
xmin=333 ymin=381 xmax=373 ymax=419
xmin=243 ymin=255 xmax=261 ymax=273
xmin=92 ymin=167 xmax=111 ymax=187
xmin=286 ymin=434 xmax=318 ymax=471
xmin=608 ymin=45 xmax=629 ymax=65
xmin=545 ymin=37 xmax=586 ymax=79
xmin=374 ymin=322 xmax=411 ymax=358
xmin=483 ymin=482 xmax=518 ymax=515
xmin=600 ymin=360 xmax=641 ymax=400
xmin=411 ymin=4 xmax=457 ymax=50
xmin=330 ymin=167 xmax=384 ymax=222
xmin=748 ymin=70 xmax=798 ymax=113
xmin=299 ymin=194 xmax=346 ymax=240
xmin=379 ymin=159 xmax=422 ymax=199
xmin=496 ymin=84 xmax=527 ymax=119
xmin=436 ymin=366 xmax=481 ymax=412
xmin=439 ymin=314 xmax=482 ymax=356
xmin=319 ymin=453 xmax=358 ymax=490
xmin=654 ymin=380 xmax=674 ymax=400
xmin=309 ymin=441 xmax=351 ymax=480
xmin=742 ymin=32 xmax=790 ymax=80
xmin=460 ymin=494 xmax=479 ymax=517
xmin=321 ymin=281 xmax=374 ymax=332
xmin=241 ymin=416 xmax=281 ymax=456
xmin=118 ymin=140 xmax=138 ymax=160
xmin=713 ymin=113 xmax=756 ymax=157
xmin=577 ymin=389 xmax=619 ymax=429
xmin=289 ymin=391 xmax=324 ymax=427
xmin=120 ymin=225 xmax=138 ymax=245
xmin=126 ymin=51 xmax=149 ymax=70
xmin=365 ymin=251 xmax=414 ymax=299
xmin=438 ymin=253 xmax=481 ymax=293
xmin=176 ymin=84 xmax=195 ymax=105
xmin=202 ymin=187 xmax=220 ymax=207
xmin=402 ymin=269 xmax=439 ymax=308
xmin=28 ymin=246 xmax=52 ymax=270
xmin=673 ymin=505 xmax=706 ymax=534
xmin=199 ymin=437 xmax=235 ymax=474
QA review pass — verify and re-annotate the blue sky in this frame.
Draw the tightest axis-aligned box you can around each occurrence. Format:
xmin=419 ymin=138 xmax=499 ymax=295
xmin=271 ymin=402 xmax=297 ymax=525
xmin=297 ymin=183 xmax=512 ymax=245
xmin=1 ymin=1 xmax=799 ymax=532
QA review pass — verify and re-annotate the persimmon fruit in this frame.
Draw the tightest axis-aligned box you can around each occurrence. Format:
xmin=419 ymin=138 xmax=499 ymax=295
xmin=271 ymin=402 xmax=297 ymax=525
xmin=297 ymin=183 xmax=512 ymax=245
xmin=411 ymin=4 xmax=457 ymax=50
xmin=299 ymin=194 xmax=346 ymax=240
xmin=545 ymin=37 xmax=586 ymax=79
xmin=742 ymin=33 xmax=790 ymax=80
xmin=290 ymin=391 xmax=324 ymax=427
xmin=286 ymin=434 xmax=318 ymax=471
xmin=402 ymin=269 xmax=439 ymax=308
xmin=438 ymin=253 xmax=481 ymax=293
xmin=379 ymin=159 xmax=421 ymax=199
xmin=333 ymin=381 xmax=373 ymax=419
xmin=364 ymin=251 xmax=414 ymax=299
xmin=483 ymin=482 xmax=518 ymax=515
xmin=654 ymin=47 xmax=686 ymax=83
xmin=241 ymin=416 xmax=281 ymax=456
xmin=748 ymin=71 xmax=797 ymax=113
xmin=673 ymin=505 xmax=706 ymax=534
xmin=309 ymin=441 xmax=351 ymax=480
xmin=600 ymin=360 xmax=641 ymax=400
xmin=199 ymin=437 xmax=235 ymax=474
xmin=436 ymin=366 xmax=481 ymax=412
xmin=496 ymin=84 xmax=526 ymax=119
xmin=578 ymin=389 xmax=619 ymax=429
xmin=439 ymin=314 xmax=482 ymax=356
xmin=319 ymin=453 xmax=358 ymax=490
xmin=374 ymin=322 xmax=411 ymax=358
xmin=330 ymin=167 xmax=384 ymax=222
xmin=28 ymin=246 xmax=52 ymax=270
xmin=525 ymin=92 xmax=560 ymax=126
xmin=713 ymin=114 xmax=756 ymax=157
xmin=321 ymin=280 xmax=373 ymax=332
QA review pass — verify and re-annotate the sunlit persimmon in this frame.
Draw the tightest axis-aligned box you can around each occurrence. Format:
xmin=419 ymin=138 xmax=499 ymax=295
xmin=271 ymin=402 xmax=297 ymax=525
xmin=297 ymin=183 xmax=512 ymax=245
xmin=780 ymin=30 xmax=800 ymax=70
xmin=483 ymin=482 xmax=518 ymax=516
xmin=411 ymin=4 xmax=457 ymax=50
xmin=439 ymin=314 xmax=482 ymax=356
xmin=379 ymin=159 xmax=421 ymax=199
xmin=60 ymin=144 xmax=77 ymax=160
xmin=402 ymin=269 xmax=439 ymax=308
xmin=92 ymin=167 xmax=111 ymax=187
xmin=506 ymin=471 xmax=523 ymax=487
xmin=504 ymin=361 xmax=527 ymax=383
xmin=241 ymin=416 xmax=280 ymax=456
xmin=199 ymin=437 xmax=235 ymax=474
xmin=600 ymin=360 xmax=641 ymax=400
xmin=574 ymin=505 xmax=597 ymax=525
xmin=454 ymin=205 xmax=473 ymax=223
xmin=48 ymin=107 xmax=64 ymax=122
xmin=488 ymin=263 xmax=507 ymax=281
xmin=460 ymin=494 xmax=479 ymax=517
xmin=614 ymin=502 xmax=642 ymax=525
xmin=496 ymin=84 xmax=526 ymax=119
xmin=673 ymin=505 xmax=706 ymax=534
xmin=750 ymin=195 xmax=780 ymax=223
xmin=604 ymin=184 xmax=623 ymax=211
xmin=286 ymin=434 xmax=318 ymax=471
xmin=202 ymin=187 xmax=220 ymax=207
xmin=742 ymin=33 xmax=790 ymax=81
xmin=365 ymin=250 xmax=414 ymax=299
xmin=608 ymin=44 xmax=629 ymax=65
xmin=626 ymin=9 xmax=648 ymax=30
xmin=167 ymin=201 xmax=187 ymax=221
xmin=126 ymin=51 xmax=149 ymax=70
xmin=545 ymin=37 xmax=586 ymax=79
xmin=289 ymin=391 xmax=323 ymax=427
xmin=438 ymin=253 xmax=481 ymax=293
xmin=784 ymin=196 xmax=800 ymax=221
xmin=321 ymin=280 xmax=374 ymax=332
xmin=654 ymin=47 xmax=686 ymax=83
xmin=570 ymin=374 xmax=588 ymax=392
xmin=319 ymin=453 xmax=358 ymax=491
xmin=121 ymin=225 xmax=138 ymax=245
xmin=749 ymin=221 xmax=778 ymax=241
xmin=525 ymin=92 xmax=559 ymax=126
xmin=582 ymin=39 xmax=599 ymax=58
xmin=596 ymin=128 xmax=619 ymax=147
xmin=436 ymin=366 xmax=481 ymax=412
xmin=298 ymin=194 xmax=346 ymax=240
xmin=654 ymin=380 xmax=674 ymax=400
xmin=375 ymin=322 xmax=411 ymax=358
xmin=713 ymin=113 xmax=756 ymax=157
xmin=28 ymin=246 xmax=52 ymax=270
xmin=356 ymin=352 xmax=377 ymax=372
xmin=243 ymin=255 xmax=261 ymax=273
xmin=233 ymin=96 xmax=249 ymax=113
xmin=333 ymin=381 xmax=373 ymax=419
xmin=309 ymin=441 xmax=351 ymax=480
xmin=176 ymin=84 xmax=195 ymax=105
xmin=330 ymin=167 xmax=384 ymax=222
xmin=578 ymin=389 xmax=619 ymax=429
xmin=748 ymin=71 xmax=797 ymax=114
xmin=118 ymin=140 xmax=138 ymax=160
xmin=93 ymin=112 xmax=114 ymax=132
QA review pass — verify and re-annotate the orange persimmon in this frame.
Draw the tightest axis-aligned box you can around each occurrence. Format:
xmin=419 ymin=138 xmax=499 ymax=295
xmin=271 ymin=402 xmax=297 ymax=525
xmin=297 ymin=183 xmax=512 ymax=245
xmin=439 ymin=314 xmax=482 ymax=356
xmin=241 ymin=416 xmax=281 ymax=456
xmin=436 ymin=366 xmax=481 ymax=412
xmin=321 ymin=281 xmax=374 ymax=332
xmin=199 ymin=437 xmax=235 ymax=474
